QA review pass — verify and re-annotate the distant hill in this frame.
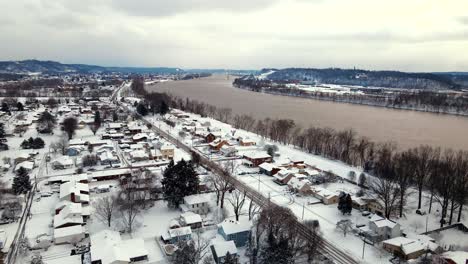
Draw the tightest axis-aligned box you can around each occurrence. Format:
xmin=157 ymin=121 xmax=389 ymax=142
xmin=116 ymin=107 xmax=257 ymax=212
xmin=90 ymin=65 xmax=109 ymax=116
xmin=0 ymin=60 xmax=183 ymax=74
xmin=258 ymin=68 xmax=468 ymax=90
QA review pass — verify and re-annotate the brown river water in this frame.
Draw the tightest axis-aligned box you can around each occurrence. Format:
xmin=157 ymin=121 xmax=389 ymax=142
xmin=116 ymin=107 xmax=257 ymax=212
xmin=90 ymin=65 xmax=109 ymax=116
xmin=147 ymin=75 xmax=468 ymax=150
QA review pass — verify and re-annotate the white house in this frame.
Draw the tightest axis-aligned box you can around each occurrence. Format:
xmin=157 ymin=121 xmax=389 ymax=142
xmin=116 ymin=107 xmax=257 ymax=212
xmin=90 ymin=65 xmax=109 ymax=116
xmin=210 ymin=240 xmax=238 ymax=264
xmin=90 ymin=230 xmax=149 ymax=264
xmin=52 ymin=156 xmax=74 ymax=170
xmin=182 ymin=194 xmax=210 ymax=215
xmin=54 ymin=225 xmax=85 ymax=244
xmin=369 ymin=218 xmax=401 ymax=241
xmin=59 ymin=180 xmax=90 ymax=204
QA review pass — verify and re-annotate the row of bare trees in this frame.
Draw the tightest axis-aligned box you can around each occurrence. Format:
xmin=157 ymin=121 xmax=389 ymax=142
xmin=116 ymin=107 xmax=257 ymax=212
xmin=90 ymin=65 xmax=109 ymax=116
xmin=371 ymin=145 xmax=468 ymax=227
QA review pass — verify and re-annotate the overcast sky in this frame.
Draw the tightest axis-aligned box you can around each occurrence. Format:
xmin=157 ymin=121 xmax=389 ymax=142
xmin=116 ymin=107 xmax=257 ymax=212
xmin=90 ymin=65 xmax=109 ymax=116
xmin=1 ymin=0 xmax=468 ymax=71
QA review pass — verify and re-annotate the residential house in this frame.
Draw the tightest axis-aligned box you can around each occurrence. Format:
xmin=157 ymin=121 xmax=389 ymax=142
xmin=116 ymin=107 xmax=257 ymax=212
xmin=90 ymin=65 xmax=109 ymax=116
xmin=440 ymin=251 xmax=468 ymax=264
xmin=130 ymin=150 xmax=149 ymax=162
xmin=273 ymin=169 xmax=295 ymax=185
xmin=180 ymin=212 xmax=203 ymax=229
xmin=258 ymin=162 xmax=281 ymax=176
xmin=52 ymin=157 xmax=74 ymax=170
xmin=162 ymin=226 xmax=192 ymax=244
xmin=160 ymin=144 xmax=174 ymax=160
xmin=89 ymin=168 xmax=131 ymax=181
xmin=15 ymin=161 xmax=34 ymax=173
xmin=90 ymin=230 xmax=149 ymax=264
xmin=218 ymin=219 xmax=251 ymax=247
xmin=243 ymin=151 xmax=272 ymax=167
xmin=287 ymin=177 xmax=312 ymax=196
xmin=239 ymin=138 xmax=256 ymax=146
xmin=210 ymin=240 xmax=238 ymax=264
xmin=382 ymin=236 xmax=441 ymax=260
xmin=311 ymin=187 xmax=339 ymax=205
xmin=369 ymin=218 xmax=401 ymax=242
xmin=182 ymin=194 xmax=210 ymax=215
xmin=209 ymin=139 xmax=230 ymax=152
xmin=53 ymin=203 xmax=85 ymax=229
xmin=59 ymin=180 xmax=90 ymax=205
xmin=65 ymin=146 xmax=84 ymax=156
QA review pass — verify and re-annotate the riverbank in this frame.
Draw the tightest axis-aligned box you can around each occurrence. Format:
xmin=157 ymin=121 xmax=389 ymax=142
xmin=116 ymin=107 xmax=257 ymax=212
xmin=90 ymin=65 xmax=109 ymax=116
xmin=233 ymin=84 xmax=468 ymax=117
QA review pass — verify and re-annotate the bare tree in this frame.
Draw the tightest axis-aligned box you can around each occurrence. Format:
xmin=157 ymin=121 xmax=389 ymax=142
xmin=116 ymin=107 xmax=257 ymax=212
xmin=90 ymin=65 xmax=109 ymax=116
xmin=412 ymin=146 xmax=436 ymax=210
xmin=394 ymin=152 xmax=414 ymax=218
xmin=172 ymin=230 xmax=210 ymax=264
xmin=117 ymin=179 xmax=142 ymax=234
xmin=207 ymin=169 xmax=232 ymax=209
xmin=303 ymin=220 xmax=322 ymax=262
xmin=228 ymin=189 xmax=246 ymax=221
xmin=248 ymin=198 xmax=260 ymax=221
xmin=94 ymin=196 xmax=118 ymax=227
xmin=370 ymin=176 xmax=399 ymax=219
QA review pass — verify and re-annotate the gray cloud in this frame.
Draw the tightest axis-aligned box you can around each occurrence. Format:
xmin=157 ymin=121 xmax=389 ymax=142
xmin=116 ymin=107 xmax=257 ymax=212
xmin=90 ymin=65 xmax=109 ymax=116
xmin=109 ymin=0 xmax=279 ymax=17
xmin=458 ymin=16 xmax=468 ymax=25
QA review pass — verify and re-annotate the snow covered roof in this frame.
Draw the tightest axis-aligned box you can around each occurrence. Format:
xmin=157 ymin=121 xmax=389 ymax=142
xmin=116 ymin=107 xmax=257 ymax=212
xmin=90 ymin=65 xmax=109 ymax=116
xmin=243 ymin=151 xmax=271 ymax=160
xmin=52 ymin=156 xmax=74 ymax=166
xmin=287 ymin=177 xmax=311 ymax=190
xmin=53 ymin=212 xmax=83 ymax=228
xmin=184 ymin=194 xmax=210 ymax=205
xmin=60 ymin=181 xmax=89 ymax=197
xmin=160 ymin=144 xmax=174 ymax=151
xmin=212 ymin=240 xmax=238 ymax=257
xmin=89 ymin=168 xmax=131 ymax=178
xmin=258 ymin=162 xmax=277 ymax=172
xmin=442 ymin=251 xmax=468 ymax=264
xmin=311 ymin=186 xmax=338 ymax=199
xmin=90 ymin=230 xmax=149 ymax=264
xmin=219 ymin=219 xmax=251 ymax=235
xmin=15 ymin=161 xmax=34 ymax=171
xmin=168 ymin=226 xmax=192 ymax=238
xmin=383 ymin=236 xmax=439 ymax=255
xmin=181 ymin=212 xmax=202 ymax=224
xmin=132 ymin=133 xmax=148 ymax=140
xmin=54 ymin=225 xmax=84 ymax=239
xmin=130 ymin=150 xmax=148 ymax=159
xmin=372 ymin=218 xmax=398 ymax=229
xmin=69 ymin=138 xmax=87 ymax=145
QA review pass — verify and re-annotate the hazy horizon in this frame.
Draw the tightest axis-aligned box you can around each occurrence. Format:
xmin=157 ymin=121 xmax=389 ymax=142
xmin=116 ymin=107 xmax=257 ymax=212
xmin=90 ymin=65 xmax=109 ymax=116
xmin=1 ymin=0 xmax=468 ymax=72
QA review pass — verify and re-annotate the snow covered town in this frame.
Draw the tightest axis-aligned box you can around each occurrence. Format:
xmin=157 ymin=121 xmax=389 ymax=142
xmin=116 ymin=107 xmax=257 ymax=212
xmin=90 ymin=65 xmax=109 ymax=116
xmin=0 ymin=76 xmax=467 ymax=264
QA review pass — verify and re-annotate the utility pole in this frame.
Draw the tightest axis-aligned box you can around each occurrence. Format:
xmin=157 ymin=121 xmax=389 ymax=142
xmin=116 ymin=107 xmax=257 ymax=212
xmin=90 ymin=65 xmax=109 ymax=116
xmin=362 ymin=239 xmax=365 ymax=259
xmin=302 ymin=202 xmax=305 ymax=220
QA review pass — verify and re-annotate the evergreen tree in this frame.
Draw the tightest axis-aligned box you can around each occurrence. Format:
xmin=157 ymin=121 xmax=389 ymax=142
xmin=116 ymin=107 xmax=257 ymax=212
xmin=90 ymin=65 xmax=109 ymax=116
xmin=62 ymin=117 xmax=78 ymax=139
xmin=16 ymin=102 xmax=24 ymax=111
xmin=38 ymin=111 xmax=57 ymax=133
xmin=1 ymin=102 xmax=9 ymax=112
xmin=13 ymin=167 xmax=32 ymax=194
xmin=32 ymin=137 xmax=45 ymax=149
xmin=0 ymin=123 xmax=6 ymax=138
xmin=162 ymin=159 xmax=199 ymax=208
xmin=358 ymin=173 xmax=367 ymax=187
xmin=136 ymin=103 xmax=148 ymax=116
xmin=159 ymin=100 xmax=169 ymax=115
xmin=91 ymin=111 xmax=102 ymax=135
xmin=338 ymin=192 xmax=352 ymax=215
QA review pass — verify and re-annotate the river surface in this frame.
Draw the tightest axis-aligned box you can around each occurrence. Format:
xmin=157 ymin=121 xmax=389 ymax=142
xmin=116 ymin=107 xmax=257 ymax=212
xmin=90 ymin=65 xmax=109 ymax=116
xmin=147 ymin=75 xmax=468 ymax=150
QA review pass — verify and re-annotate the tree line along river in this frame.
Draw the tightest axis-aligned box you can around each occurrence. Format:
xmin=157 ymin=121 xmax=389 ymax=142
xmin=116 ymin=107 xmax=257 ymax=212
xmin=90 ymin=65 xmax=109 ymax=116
xmin=147 ymin=75 xmax=468 ymax=151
